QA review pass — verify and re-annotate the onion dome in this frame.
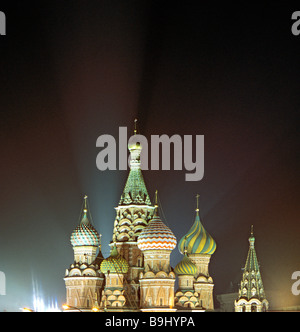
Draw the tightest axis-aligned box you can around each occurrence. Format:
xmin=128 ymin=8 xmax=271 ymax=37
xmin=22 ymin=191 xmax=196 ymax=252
xmin=70 ymin=196 xmax=100 ymax=247
xmin=137 ymin=192 xmax=177 ymax=251
xmin=100 ymin=245 xmax=129 ymax=274
xmin=178 ymin=197 xmax=216 ymax=255
xmin=174 ymin=254 xmax=197 ymax=276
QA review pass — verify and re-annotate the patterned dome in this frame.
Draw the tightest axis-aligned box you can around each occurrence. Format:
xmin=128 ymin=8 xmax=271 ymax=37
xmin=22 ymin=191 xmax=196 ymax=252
xmin=137 ymin=211 xmax=177 ymax=251
xmin=174 ymin=254 xmax=197 ymax=276
xmin=70 ymin=210 xmax=100 ymax=247
xmin=100 ymin=245 xmax=129 ymax=274
xmin=178 ymin=212 xmax=216 ymax=255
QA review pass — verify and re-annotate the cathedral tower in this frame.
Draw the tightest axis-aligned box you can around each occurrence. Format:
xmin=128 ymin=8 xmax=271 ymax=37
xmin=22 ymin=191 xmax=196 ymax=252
xmin=235 ymin=226 xmax=269 ymax=312
xmin=64 ymin=196 xmax=104 ymax=311
xmin=137 ymin=192 xmax=177 ymax=311
xmin=111 ymin=121 xmax=155 ymax=305
xmin=178 ymin=195 xmax=217 ymax=311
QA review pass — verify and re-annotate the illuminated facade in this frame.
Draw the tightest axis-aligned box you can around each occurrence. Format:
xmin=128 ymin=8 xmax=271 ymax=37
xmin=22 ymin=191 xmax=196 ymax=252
xmin=235 ymin=227 xmax=269 ymax=312
xmin=64 ymin=196 xmax=104 ymax=311
xmin=175 ymin=197 xmax=216 ymax=311
xmin=64 ymin=129 xmax=217 ymax=312
xmin=137 ymin=193 xmax=177 ymax=311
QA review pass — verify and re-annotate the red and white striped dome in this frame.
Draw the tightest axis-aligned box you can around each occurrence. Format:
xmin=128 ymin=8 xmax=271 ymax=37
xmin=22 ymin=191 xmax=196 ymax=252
xmin=137 ymin=213 xmax=177 ymax=251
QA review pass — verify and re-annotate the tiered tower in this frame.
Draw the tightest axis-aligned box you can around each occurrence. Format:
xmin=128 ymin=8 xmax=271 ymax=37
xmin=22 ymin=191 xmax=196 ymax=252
xmin=137 ymin=192 xmax=177 ymax=311
xmin=111 ymin=122 xmax=155 ymax=306
xmin=177 ymin=195 xmax=216 ymax=311
xmin=64 ymin=196 xmax=104 ymax=311
xmin=235 ymin=227 xmax=269 ymax=312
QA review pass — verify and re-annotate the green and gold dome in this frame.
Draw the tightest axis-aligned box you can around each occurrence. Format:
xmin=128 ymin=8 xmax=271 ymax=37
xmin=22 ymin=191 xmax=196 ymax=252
xmin=174 ymin=254 xmax=197 ymax=276
xmin=100 ymin=245 xmax=129 ymax=274
xmin=178 ymin=206 xmax=216 ymax=256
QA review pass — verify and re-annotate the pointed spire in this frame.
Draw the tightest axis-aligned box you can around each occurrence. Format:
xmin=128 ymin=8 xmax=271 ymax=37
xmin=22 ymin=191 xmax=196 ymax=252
xmin=183 ymin=236 xmax=188 ymax=255
xmin=119 ymin=121 xmax=151 ymax=206
xmin=81 ymin=195 xmax=91 ymax=225
xmin=134 ymin=118 xmax=138 ymax=135
xmin=155 ymin=190 xmax=158 ymax=206
xmin=195 ymin=194 xmax=200 ymax=215
xmin=236 ymin=227 xmax=268 ymax=304
xmin=99 ymin=234 xmax=102 ymax=251
xmin=154 ymin=190 xmax=159 ymax=215
xmin=249 ymin=225 xmax=255 ymax=248
xmin=82 ymin=195 xmax=88 ymax=215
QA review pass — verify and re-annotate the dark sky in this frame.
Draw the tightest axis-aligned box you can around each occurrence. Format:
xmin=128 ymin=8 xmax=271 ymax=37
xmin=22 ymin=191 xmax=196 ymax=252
xmin=0 ymin=1 xmax=299 ymax=311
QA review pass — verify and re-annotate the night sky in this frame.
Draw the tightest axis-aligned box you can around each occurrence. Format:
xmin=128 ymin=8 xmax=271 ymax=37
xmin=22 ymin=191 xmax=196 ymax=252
xmin=0 ymin=1 xmax=299 ymax=311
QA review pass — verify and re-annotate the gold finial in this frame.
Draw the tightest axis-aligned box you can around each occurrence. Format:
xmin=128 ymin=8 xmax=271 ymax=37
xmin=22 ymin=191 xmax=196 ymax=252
xmin=196 ymin=194 xmax=200 ymax=213
xmin=99 ymin=234 xmax=102 ymax=250
xmin=251 ymin=225 xmax=254 ymax=237
xmin=154 ymin=190 xmax=159 ymax=216
xmin=183 ymin=236 xmax=188 ymax=255
xmin=134 ymin=119 xmax=138 ymax=135
xmin=154 ymin=190 xmax=158 ymax=207
xmin=83 ymin=195 xmax=88 ymax=212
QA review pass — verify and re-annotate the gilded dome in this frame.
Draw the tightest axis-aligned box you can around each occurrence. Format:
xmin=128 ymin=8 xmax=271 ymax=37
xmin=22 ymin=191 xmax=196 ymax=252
xmin=137 ymin=211 xmax=177 ymax=251
xmin=70 ymin=210 xmax=100 ymax=247
xmin=178 ymin=212 xmax=216 ymax=255
xmin=100 ymin=245 xmax=129 ymax=274
xmin=174 ymin=255 xmax=197 ymax=276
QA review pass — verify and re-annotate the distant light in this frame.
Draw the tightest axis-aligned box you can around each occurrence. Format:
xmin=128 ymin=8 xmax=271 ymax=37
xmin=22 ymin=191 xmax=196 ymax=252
xmin=22 ymin=307 xmax=35 ymax=312
xmin=33 ymin=294 xmax=61 ymax=312
xmin=62 ymin=304 xmax=70 ymax=310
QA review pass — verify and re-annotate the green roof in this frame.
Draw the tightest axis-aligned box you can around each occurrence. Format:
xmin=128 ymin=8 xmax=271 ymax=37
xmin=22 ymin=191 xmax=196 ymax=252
xmin=118 ymin=133 xmax=151 ymax=206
